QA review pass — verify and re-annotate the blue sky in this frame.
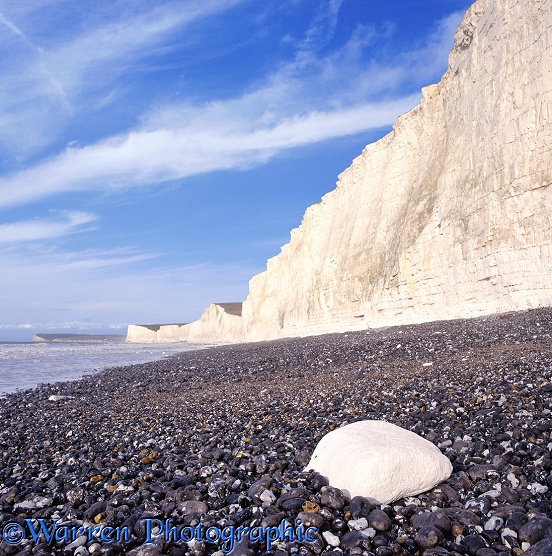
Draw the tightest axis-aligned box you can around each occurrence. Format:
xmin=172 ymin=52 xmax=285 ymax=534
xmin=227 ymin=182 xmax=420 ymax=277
xmin=0 ymin=0 xmax=472 ymax=341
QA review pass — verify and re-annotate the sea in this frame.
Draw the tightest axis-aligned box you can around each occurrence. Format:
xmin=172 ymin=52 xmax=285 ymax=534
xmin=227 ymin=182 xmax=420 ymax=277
xmin=0 ymin=340 xmax=199 ymax=396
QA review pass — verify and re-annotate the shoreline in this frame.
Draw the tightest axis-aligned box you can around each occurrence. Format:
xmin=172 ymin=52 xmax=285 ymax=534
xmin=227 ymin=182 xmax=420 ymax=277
xmin=0 ymin=342 xmax=203 ymax=398
xmin=0 ymin=308 xmax=551 ymax=555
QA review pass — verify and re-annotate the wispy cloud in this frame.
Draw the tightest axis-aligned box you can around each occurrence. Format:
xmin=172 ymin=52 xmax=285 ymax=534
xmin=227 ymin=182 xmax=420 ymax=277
xmin=0 ymin=5 xmax=464 ymax=209
xmin=0 ymin=10 xmax=27 ymax=39
xmin=0 ymin=95 xmax=420 ymax=209
xmin=0 ymin=321 xmax=127 ymax=331
xmin=40 ymin=0 xmax=249 ymax=97
xmin=0 ymin=0 xmax=250 ymax=158
xmin=300 ymin=0 xmax=345 ymax=53
xmin=0 ymin=211 xmax=97 ymax=243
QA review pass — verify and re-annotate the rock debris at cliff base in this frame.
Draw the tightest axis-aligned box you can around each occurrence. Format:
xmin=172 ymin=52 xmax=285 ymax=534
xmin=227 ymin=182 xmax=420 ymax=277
xmin=0 ymin=308 xmax=551 ymax=556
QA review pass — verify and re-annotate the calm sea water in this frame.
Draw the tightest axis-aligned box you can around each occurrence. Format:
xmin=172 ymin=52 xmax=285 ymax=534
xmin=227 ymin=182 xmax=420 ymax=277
xmin=0 ymin=341 xmax=199 ymax=396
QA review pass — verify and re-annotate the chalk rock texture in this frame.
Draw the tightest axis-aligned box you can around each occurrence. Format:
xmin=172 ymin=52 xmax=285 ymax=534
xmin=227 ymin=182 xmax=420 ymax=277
xmin=126 ymin=303 xmax=244 ymax=344
xmin=184 ymin=303 xmax=244 ymax=344
xmin=126 ymin=324 xmax=161 ymax=343
xmin=239 ymin=0 xmax=552 ymax=342
xmin=128 ymin=0 xmax=552 ymax=344
xmin=305 ymin=420 xmax=453 ymax=504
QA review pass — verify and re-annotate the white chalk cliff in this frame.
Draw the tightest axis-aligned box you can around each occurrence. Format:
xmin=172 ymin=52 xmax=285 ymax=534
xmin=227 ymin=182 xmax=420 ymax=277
xmin=126 ymin=303 xmax=244 ymax=344
xmin=127 ymin=0 xmax=552 ymax=344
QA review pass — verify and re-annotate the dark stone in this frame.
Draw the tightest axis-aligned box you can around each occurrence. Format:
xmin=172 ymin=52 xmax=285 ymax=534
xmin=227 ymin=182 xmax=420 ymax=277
xmin=83 ymin=500 xmax=107 ymax=519
xmin=261 ymin=511 xmax=287 ymax=528
xmin=280 ymin=498 xmax=306 ymax=512
xmin=372 ymin=535 xmax=389 ymax=547
xmin=0 ymin=542 xmax=19 ymax=556
xmin=462 ymin=535 xmax=488 ymax=556
xmin=320 ymin=486 xmax=346 ymax=510
xmin=238 ymin=494 xmax=252 ymax=508
xmin=481 ymin=529 xmax=500 ymax=544
xmin=176 ymin=499 xmax=208 ymax=515
xmin=411 ymin=511 xmax=452 ymax=533
xmin=506 ymin=511 xmax=529 ymax=532
xmin=45 ymin=476 xmax=65 ymax=490
xmin=475 ymin=549 xmax=498 ymax=556
xmin=439 ymin=484 xmax=461 ymax=503
xmin=519 ymin=517 xmax=552 ymax=545
xmin=423 ymin=549 xmax=453 ymax=556
xmin=277 ymin=487 xmax=308 ymax=506
xmin=349 ymin=496 xmax=372 ymax=519
xmin=467 ymin=465 xmax=499 ymax=481
xmin=227 ymin=537 xmax=254 ymax=556
xmin=231 ymin=508 xmax=251 ymax=525
xmin=442 ymin=508 xmax=482 ymax=527
xmin=331 ymin=518 xmax=347 ymax=532
xmin=213 ymin=448 xmax=225 ymax=461
xmin=401 ymin=538 xmax=418 ymax=551
xmin=296 ymin=511 xmax=324 ymax=529
xmin=500 ymin=486 xmax=520 ymax=504
xmin=522 ymin=539 xmax=552 ymax=556
xmin=295 ymin=449 xmax=311 ymax=467
xmin=319 ymin=507 xmax=334 ymax=520
xmin=180 ymin=486 xmax=203 ymax=501
xmin=414 ymin=526 xmax=445 ymax=549
xmin=341 ymin=531 xmax=367 ymax=550
xmin=369 ymin=509 xmax=392 ymax=532
xmin=450 ymin=542 xmax=469 ymax=554
xmin=300 ymin=531 xmax=325 ymax=554
xmin=247 ymin=478 xmax=272 ymax=498
xmin=311 ymin=474 xmax=329 ymax=491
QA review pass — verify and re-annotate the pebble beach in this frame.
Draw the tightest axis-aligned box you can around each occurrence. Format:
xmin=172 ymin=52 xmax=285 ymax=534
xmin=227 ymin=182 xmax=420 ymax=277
xmin=0 ymin=308 xmax=551 ymax=556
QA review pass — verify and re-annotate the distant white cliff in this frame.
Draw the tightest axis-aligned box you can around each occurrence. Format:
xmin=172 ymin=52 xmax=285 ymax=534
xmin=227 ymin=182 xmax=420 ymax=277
xmin=127 ymin=0 xmax=552 ymax=345
xmin=126 ymin=304 xmax=243 ymax=344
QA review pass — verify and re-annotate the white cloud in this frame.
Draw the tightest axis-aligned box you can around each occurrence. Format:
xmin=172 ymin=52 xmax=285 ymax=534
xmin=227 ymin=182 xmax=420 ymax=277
xmin=40 ymin=0 xmax=248 ymax=96
xmin=0 ymin=211 xmax=97 ymax=243
xmin=0 ymin=0 xmax=467 ymax=210
xmin=0 ymin=321 xmax=126 ymax=331
xmin=0 ymin=0 xmax=251 ymax=156
xmin=0 ymin=323 xmax=34 ymax=330
xmin=0 ymin=95 xmax=420 ymax=209
xmin=0 ymin=10 xmax=27 ymax=38
xmin=300 ymin=0 xmax=346 ymax=53
xmin=0 ymin=4 xmax=465 ymax=208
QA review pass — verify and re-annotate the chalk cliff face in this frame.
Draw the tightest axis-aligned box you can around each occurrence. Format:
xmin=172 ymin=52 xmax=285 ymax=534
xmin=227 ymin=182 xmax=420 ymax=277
xmin=126 ymin=324 xmax=163 ymax=343
xmin=240 ymin=0 xmax=552 ymax=341
xmin=127 ymin=304 xmax=244 ymax=344
xmin=127 ymin=0 xmax=552 ymax=344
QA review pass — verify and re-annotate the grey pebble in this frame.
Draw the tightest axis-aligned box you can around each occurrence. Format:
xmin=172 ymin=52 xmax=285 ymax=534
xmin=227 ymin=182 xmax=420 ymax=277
xmin=519 ymin=517 xmax=552 ymax=545
xmin=368 ymin=509 xmax=392 ymax=532
xmin=414 ymin=526 xmax=445 ymax=549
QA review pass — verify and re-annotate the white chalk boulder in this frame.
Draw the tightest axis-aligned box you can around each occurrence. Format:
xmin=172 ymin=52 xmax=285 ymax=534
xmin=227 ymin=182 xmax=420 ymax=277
xmin=305 ymin=420 xmax=452 ymax=504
